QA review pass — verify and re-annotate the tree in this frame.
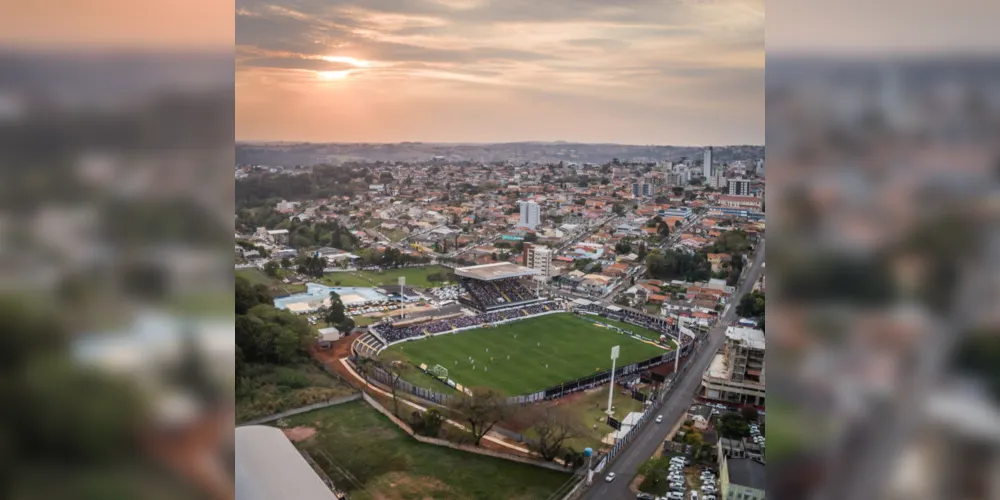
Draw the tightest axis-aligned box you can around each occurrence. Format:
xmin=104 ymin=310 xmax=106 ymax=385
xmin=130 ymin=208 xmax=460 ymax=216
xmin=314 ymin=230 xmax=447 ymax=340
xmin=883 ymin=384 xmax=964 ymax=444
xmin=517 ymin=406 xmax=583 ymax=461
xmin=447 ymin=387 xmax=510 ymax=446
xmin=615 ymin=240 xmax=632 ymax=255
xmin=612 ymin=202 xmax=626 ymax=216
xmin=263 ymin=260 xmax=280 ymax=278
xmin=717 ymin=412 xmax=750 ymax=439
xmin=324 ymin=291 xmax=347 ymax=327
xmin=637 ymin=242 xmax=648 ymax=261
xmin=736 ymin=290 xmax=765 ymax=318
xmin=280 ymin=257 xmax=292 ymax=268
xmin=378 ymin=352 xmax=411 ymax=417
xmin=740 ymin=405 xmax=759 ymax=423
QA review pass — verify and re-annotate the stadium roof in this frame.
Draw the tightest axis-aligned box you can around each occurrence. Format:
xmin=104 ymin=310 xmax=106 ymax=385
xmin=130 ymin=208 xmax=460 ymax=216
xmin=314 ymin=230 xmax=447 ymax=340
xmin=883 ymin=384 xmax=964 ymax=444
xmin=236 ymin=425 xmax=338 ymax=500
xmin=454 ymin=262 xmax=539 ymax=281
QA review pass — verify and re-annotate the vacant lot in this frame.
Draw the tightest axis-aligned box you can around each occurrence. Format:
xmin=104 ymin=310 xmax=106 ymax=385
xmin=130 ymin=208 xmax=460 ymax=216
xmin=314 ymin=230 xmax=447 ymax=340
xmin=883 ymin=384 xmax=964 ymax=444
xmin=286 ymin=400 xmax=569 ymax=500
xmin=383 ymin=313 xmax=667 ymax=396
xmin=321 ymin=265 xmax=453 ymax=288
xmin=236 ymin=268 xmax=306 ymax=296
xmin=236 ymin=362 xmax=356 ymax=423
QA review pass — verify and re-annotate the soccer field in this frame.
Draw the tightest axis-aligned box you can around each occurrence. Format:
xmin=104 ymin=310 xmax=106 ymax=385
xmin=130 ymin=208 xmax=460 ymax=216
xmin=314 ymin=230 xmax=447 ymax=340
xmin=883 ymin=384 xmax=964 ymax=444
xmin=382 ymin=313 xmax=668 ymax=396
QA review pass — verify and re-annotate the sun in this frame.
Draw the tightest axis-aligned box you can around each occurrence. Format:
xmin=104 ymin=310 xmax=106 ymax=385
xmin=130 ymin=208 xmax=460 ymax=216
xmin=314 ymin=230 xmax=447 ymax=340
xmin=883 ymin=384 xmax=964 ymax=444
xmin=320 ymin=56 xmax=370 ymax=68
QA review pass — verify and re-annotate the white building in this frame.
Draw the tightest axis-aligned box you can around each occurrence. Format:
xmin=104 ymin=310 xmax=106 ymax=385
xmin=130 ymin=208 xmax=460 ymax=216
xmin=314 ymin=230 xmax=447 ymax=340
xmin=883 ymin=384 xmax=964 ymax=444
xmin=518 ymin=200 xmax=541 ymax=229
xmin=701 ymin=326 xmax=766 ymax=406
xmin=525 ymin=245 xmax=553 ymax=279
xmin=703 ymin=147 xmax=713 ymax=178
xmin=711 ymin=172 xmax=728 ymax=190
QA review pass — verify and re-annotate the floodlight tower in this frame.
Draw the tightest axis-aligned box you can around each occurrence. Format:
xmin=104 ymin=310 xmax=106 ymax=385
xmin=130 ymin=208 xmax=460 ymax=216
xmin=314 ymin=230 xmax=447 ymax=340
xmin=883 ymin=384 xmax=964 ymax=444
xmin=606 ymin=345 xmax=620 ymax=416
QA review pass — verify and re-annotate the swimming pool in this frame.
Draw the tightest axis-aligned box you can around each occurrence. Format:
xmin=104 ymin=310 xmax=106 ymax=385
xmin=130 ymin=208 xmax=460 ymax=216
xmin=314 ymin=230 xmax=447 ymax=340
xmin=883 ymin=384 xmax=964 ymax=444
xmin=273 ymin=283 xmax=389 ymax=312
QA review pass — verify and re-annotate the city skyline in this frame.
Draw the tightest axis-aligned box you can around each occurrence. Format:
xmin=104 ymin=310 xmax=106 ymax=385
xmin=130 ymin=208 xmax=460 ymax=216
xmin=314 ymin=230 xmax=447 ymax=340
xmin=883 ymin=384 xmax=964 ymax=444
xmin=236 ymin=0 xmax=764 ymax=145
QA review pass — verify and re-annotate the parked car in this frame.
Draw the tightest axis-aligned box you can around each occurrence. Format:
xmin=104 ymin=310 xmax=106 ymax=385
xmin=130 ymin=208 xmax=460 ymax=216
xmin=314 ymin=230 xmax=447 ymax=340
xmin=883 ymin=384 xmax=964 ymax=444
xmin=656 ymin=415 xmax=663 ymax=423
xmin=635 ymin=494 xmax=656 ymax=500
xmin=605 ymin=472 xmax=616 ymax=483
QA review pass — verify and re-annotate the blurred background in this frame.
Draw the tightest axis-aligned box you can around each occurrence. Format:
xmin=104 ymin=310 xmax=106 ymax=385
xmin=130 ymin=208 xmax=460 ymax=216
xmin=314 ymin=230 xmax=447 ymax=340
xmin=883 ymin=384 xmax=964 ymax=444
xmin=767 ymin=1 xmax=1000 ymax=500
xmin=0 ymin=1 xmax=234 ymax=499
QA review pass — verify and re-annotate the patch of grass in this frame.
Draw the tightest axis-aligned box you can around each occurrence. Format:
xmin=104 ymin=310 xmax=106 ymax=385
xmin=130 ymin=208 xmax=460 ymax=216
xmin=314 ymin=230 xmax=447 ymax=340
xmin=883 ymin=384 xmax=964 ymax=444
xmin=533 ymin=388 xmax=646 ymax=453
xmin=236 ymin=268 xmax=306 ymax=297
xmin=321 ymin=265 xmax=453 ymax=288
xmin=286 ymin=400 xmax=569 ymax=500
xmin=384 ymin=313 xmax=667 ymax=396
xmin=236 ymin=362 xmax=355 ymax=423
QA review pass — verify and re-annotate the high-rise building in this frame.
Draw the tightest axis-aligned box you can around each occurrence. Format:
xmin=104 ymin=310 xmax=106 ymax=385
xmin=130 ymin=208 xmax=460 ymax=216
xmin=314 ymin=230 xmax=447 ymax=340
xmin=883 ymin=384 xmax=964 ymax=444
xmin=728 ymin=178 xmax=751 ymax=196
xmin=701 ymin=326 xmax=765 ymax=406
xmin=711 ymin=172 xmax=727 ymax=190
xmin=518 ymin=201 xmax=540 ymax=229
xmin=632 ymin=182 xmax=655 ymax=198
xmin=525 ymin=245 xmax=553 ymax=279
xmin=703 ymin=147 xmax=713 ymax=178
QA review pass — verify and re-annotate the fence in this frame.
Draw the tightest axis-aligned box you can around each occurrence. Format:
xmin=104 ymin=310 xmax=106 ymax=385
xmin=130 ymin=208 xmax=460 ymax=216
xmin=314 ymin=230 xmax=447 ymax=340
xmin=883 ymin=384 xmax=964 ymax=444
xmin=353 ymin=348 xmax=677 ymax=408
xmin=361 ymin=392 xmax=572 ymax=473
xmin=237 ymin=393 xmax=363 ymax=426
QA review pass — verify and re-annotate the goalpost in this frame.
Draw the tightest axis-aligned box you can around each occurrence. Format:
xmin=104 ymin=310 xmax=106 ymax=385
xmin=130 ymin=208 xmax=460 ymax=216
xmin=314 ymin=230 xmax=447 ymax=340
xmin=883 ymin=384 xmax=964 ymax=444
xmin=429 ymin=364 xmax=449 ymax=380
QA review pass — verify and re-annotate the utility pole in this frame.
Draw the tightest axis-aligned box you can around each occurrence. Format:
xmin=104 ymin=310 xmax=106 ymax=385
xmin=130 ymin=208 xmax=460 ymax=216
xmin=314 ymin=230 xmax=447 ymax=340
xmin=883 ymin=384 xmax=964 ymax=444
xmin=607 ymin=345 xmax=620 ymax=416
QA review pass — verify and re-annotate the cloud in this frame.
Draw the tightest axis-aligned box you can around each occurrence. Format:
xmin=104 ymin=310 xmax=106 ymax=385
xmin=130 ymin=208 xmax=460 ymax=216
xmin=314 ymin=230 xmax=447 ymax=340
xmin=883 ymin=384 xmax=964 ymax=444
xmin=236 ymin=0 xmax=764 ymax=144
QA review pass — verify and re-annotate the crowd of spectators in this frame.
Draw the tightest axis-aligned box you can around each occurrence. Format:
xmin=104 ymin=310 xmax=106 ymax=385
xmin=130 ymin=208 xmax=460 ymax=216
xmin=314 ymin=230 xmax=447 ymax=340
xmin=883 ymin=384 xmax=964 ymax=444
xmin=460 ymin=277 xmax=537 ymax=309
xmin=372 ymin=302 xmax=555 ymax=343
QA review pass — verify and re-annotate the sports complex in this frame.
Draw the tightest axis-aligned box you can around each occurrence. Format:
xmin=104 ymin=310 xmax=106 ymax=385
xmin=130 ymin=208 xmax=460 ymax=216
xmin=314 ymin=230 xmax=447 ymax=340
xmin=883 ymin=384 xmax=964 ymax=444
xmin=350 ymin=263 xmax=688 ymax=404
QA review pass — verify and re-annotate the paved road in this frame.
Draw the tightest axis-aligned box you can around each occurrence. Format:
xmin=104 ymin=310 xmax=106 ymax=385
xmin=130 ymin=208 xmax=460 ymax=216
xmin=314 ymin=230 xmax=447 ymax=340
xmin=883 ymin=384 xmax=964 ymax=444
xmin=579 ymin=240 xmax=766 ymax=500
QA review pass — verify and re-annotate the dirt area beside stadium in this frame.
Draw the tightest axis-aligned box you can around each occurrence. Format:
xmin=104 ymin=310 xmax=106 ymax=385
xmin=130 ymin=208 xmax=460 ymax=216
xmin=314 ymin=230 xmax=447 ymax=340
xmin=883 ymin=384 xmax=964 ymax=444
xmin=283 ymin=426 xmax=317 ymax=442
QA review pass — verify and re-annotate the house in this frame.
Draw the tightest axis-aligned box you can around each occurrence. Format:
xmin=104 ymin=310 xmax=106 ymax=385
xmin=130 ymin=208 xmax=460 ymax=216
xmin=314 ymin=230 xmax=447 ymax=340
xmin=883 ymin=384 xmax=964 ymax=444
xmin=687 ymin=404 xmax=713 ymax=430
xmin=315 ymin=327 xmax=341 ymax=350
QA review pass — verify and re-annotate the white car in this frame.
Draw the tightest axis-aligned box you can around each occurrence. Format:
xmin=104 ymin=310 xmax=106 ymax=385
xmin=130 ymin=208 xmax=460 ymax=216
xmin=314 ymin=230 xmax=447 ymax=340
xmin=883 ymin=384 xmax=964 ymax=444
xmin=605 ymin=472 xmax=616 ymax=483
xmin=656 ymin=415 xmax=663 ymax=423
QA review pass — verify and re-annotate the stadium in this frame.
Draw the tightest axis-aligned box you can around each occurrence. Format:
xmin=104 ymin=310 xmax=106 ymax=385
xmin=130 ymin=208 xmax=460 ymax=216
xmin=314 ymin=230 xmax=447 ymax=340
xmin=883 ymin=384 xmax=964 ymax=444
xmin=351 ymin=263 xmax=689 ymax=402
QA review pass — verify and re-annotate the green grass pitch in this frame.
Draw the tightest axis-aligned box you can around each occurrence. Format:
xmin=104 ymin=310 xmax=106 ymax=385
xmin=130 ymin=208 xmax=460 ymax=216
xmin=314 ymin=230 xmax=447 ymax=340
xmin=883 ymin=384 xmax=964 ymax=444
xmin=382 ymin=313 xmax=670 ymax=396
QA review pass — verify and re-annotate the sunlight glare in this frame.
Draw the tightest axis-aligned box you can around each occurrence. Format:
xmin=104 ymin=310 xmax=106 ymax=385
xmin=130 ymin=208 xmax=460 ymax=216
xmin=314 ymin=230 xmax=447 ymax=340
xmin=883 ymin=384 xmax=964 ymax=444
xmin=321 ymin=56 xmax=371 ymax=67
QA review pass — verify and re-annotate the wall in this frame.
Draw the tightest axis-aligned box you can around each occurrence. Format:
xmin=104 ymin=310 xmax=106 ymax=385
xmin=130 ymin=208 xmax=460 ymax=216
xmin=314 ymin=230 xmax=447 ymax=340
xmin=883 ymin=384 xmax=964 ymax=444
xmin=238 ymin=393 xmax=362 ymax=426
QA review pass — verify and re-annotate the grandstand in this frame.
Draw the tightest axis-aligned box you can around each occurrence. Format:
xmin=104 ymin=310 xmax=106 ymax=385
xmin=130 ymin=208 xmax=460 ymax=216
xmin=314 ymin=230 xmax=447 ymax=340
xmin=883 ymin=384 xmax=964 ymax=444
xmin=351 ymin=301 xmax=560 ymax=358
xmin=454 ymin=262 xmax=542 ymax=312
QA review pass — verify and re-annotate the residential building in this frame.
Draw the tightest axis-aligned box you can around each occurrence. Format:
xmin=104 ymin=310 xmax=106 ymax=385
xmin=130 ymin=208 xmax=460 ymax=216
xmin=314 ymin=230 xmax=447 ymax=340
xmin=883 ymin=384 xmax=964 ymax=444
xmin=525 ymin=244 xmax=554 ymax=279
xmin=701 ymin=326 xmax=765 ymax=406
xmin=632 ymin=182 xmax=655 ymax=198
xmin=710 ymin=172 xmax=728 ymax=189
xmin=728 ymin=178 xmax=751 ymax=197
xmin=720 ymin=457 xmax=766 ymax=500
xmin=518 ymin=200 xmax=541 ymax=229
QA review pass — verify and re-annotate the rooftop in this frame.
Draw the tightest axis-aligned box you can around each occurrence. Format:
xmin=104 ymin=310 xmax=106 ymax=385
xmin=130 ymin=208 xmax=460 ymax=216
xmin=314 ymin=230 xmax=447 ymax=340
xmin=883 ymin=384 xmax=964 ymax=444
xmin=236 ymin=425 xmax=338 ymax=500
xmin=727 ymin=457 xmax=766 ymax=491
xmin=454 ymin=262 xmax=539 ymax=281
xmin=725 ymin=326 xmax=766 ymax=351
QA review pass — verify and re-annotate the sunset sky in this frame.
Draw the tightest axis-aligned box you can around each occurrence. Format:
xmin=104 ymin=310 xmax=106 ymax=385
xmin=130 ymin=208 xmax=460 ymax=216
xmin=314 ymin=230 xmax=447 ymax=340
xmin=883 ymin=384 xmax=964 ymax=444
xmin=236 ymin=0 xmax=764 ymax=145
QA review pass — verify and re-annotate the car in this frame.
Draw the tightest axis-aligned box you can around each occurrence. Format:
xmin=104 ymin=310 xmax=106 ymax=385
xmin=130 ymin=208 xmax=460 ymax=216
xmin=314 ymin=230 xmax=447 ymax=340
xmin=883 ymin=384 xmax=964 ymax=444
xmin=605 ymin=473 xmax=616 ymax=483
xmin=701 ymin=487 xmax=717 ymax=494
xmin=635 ymin=494 xmax=656 ymax=500
xmin=691 ymin=492 xmax=699 ymax=500
xmin=656 ymin=415 xmax=663 ymax=423
xmin=665 ymin=493 xmax=685 ymax=500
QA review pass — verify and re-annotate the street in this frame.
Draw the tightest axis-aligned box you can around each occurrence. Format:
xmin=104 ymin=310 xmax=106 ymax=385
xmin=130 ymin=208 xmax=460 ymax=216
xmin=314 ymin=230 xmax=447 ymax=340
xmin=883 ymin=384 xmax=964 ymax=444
xmin=578 ymin=240 xmax=766 ymax=500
